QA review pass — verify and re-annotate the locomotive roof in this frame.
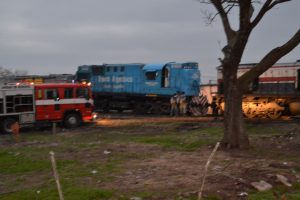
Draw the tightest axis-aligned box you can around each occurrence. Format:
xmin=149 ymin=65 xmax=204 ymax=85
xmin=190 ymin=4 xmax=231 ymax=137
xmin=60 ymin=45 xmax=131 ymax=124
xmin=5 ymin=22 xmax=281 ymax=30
xmin=104 ymin=63 xmax=145 ymax=66
xmin=143 ymin=63 xmax=170 ymax=71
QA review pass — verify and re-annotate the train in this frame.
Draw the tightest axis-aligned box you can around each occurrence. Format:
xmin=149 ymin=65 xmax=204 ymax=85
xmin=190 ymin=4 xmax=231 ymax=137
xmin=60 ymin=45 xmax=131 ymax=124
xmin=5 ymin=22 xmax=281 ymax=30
xmin=75 ymin=62 xmax=208 ymax=115
xmin=217 ymin=60 xmax=300 ymax=119
xmin=73 ymin=59 xmax=300 ymax=119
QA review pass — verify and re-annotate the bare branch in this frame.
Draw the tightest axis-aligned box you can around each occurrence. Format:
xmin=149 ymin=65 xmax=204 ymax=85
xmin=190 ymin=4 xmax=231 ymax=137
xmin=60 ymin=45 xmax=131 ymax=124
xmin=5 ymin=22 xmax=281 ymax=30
xmin=251 ymin=0 xmax=291 ymax=29
xmin=238 ymin=29 xmax=300 ymax=90
xmin=201 ymin=9 xmax=220 ymax=25
xmin=224 ymin=3 xmax=236 ymax=14
xmin=196 ymin=0 xmax=212 ymax=4
xmin=210 ymin=0 xmax=236 ymax=41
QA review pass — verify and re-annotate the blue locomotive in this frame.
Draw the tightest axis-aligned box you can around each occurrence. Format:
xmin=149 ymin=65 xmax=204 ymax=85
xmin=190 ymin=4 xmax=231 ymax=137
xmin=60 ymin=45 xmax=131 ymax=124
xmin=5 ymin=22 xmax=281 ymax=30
xmin=75 ymin=62 xmax=206 ymax=114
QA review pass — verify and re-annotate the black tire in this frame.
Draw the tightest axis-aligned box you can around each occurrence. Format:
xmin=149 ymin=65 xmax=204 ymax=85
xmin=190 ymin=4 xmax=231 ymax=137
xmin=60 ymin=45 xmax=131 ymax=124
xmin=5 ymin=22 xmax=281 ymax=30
xmin=1 ymin=118 xmax=16 ymax=134
xmin=64 ymin=113 xmax=80 ymax=129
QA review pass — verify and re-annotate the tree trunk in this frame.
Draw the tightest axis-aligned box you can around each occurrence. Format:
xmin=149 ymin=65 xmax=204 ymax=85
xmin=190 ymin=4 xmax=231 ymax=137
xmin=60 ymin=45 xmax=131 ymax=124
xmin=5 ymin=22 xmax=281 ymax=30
xmin=222 ymin=79 xmax=250 ymax=149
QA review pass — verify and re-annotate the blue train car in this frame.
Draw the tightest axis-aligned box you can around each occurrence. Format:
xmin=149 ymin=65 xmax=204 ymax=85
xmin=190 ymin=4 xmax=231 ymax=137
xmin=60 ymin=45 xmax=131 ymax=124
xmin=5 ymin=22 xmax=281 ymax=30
xmin=76 ymin=62 xmax=203 ymax=114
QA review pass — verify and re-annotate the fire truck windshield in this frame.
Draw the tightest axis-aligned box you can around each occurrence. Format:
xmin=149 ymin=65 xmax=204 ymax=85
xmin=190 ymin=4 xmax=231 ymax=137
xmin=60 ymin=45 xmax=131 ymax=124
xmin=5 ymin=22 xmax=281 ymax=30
xmin=76 ymin=87 xmax=89 ymax=99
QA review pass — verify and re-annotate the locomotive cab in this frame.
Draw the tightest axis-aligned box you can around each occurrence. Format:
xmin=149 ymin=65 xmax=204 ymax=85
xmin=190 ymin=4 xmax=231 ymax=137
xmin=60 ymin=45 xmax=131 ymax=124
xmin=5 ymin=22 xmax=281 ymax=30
xmin=142 ymin=62 xmax=200 ymax=97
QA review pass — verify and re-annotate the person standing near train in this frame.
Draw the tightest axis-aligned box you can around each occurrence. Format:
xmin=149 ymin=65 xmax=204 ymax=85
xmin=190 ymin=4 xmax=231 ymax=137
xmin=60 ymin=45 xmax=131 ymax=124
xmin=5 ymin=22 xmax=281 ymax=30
xmin=179 ymin=92 xmax=187 ymax=116
xmin=170 ymin=93 xmax=179 ymax=116
xmin=211 ymin=97 xmax=219 ymax=120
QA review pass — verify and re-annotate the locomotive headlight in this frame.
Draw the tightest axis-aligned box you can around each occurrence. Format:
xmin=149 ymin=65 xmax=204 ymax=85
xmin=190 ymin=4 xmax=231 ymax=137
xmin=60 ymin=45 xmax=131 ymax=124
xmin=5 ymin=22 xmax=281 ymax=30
xmin=87 ymin=82 xmax=92 ymax=86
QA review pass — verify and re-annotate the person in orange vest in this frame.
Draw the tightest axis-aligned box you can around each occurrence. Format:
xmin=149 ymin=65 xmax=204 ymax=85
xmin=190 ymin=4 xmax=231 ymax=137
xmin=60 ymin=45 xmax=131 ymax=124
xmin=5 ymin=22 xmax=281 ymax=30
xmin=11 ymin=121 xmax=20 ymax=142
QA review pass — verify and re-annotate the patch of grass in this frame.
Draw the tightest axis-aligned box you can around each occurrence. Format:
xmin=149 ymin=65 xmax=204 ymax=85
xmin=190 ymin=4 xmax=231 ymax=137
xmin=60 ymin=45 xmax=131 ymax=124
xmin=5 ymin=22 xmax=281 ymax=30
xmin=201 ymin=127 xmax=223 ymax=137
xmin=132 ymin=191 xmax=157 ymax=199
xmin=248 ymin=183 xmax=300 ymax=200
xmin=133 ymin=134 xmax=182 ymax=148
xmin=0 ymin=150 xmax=50 ymax=174
xmin=203 ymin=194 xmax=222 ymax=200
xmin=0 ymin=183 xmax=113 ymax=200
xmin=63 ymin=185 xmax=114 ymax=200
xmin=131 ymin=127 xmax=222 ymax=151
xmin=248 ymin=190 xmax=275 ymax=200
xmin=292 ymin=166 xmax=300 ymax=173
xmin=246 ymin=124 xmax=281 ymax=136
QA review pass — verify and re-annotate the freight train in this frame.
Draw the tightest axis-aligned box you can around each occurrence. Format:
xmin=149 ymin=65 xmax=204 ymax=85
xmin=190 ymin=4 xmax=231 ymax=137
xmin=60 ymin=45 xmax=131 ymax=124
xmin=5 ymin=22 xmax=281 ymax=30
xmin=75 ymin=62 xmax=208 ymax=115
xmin=217 ymin=60 xmax=300 ymax=119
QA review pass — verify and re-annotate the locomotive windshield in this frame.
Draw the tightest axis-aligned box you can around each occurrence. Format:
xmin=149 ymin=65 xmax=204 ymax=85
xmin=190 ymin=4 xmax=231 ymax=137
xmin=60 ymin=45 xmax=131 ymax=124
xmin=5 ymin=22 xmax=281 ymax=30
xmin=91 ymin=65 xmax=104 ymax=76
xmin=76 ymin=73 xmax=91 ymax=82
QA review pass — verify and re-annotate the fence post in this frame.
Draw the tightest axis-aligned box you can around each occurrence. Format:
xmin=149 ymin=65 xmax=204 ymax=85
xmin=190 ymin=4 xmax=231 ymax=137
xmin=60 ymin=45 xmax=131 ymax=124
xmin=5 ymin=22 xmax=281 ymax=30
xmin=49 ymin=151 xmax=64 ymax=200
xmin=198 ymin=142 xmax=220 ymax=200
xmin=52 ymin=122 xmax=56 ymax=134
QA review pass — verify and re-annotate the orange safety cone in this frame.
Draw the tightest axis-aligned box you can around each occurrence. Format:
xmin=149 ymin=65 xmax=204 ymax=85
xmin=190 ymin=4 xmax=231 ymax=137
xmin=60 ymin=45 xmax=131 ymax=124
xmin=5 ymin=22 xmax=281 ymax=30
xmin=11 ymin=122 xmax=20 ymax=143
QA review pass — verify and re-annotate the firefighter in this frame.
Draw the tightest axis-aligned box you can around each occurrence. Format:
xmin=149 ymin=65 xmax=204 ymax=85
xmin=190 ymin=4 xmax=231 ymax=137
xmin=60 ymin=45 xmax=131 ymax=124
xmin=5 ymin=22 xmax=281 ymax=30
xmin=10 ymin=121 xmax=20 ymax=142
xmin=170 ymin=93 xmax=179 ymax=116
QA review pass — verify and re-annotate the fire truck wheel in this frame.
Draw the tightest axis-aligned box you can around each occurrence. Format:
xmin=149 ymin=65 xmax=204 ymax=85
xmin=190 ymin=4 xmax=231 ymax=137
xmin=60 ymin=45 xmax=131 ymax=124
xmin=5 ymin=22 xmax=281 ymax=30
xmin=64 ymin=113 xmax=80 ymax=129
xmin=1 ymin=118 xmax=16 ymax=134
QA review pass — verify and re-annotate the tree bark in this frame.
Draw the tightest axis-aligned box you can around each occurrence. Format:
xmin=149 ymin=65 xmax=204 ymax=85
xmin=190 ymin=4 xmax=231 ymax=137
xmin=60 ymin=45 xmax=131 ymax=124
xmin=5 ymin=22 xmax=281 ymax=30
xmin=221 ymin=61 xmax=250 ymax=149
xmin=222 ymin=79 xmax=250 ymax=149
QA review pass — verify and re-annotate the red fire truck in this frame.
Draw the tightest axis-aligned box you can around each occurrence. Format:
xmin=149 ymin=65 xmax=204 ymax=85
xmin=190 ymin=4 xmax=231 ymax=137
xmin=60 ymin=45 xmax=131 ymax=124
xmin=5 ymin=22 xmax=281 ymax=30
xmin=0 ymin=82 xmax=96 ymax=134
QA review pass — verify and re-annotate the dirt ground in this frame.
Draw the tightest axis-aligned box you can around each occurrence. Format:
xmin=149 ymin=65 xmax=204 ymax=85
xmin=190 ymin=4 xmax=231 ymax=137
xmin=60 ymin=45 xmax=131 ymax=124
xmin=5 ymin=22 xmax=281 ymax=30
xmin=87 ymin=116 xmax=300 ymax=199
xmin=2 ymin=115 xmax=300 ymax=200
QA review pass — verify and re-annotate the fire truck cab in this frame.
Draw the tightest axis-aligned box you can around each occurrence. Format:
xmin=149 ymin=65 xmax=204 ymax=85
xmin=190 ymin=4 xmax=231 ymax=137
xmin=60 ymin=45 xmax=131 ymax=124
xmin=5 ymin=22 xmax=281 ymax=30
xmin=0 ymin=83 xmax=95 ymax=134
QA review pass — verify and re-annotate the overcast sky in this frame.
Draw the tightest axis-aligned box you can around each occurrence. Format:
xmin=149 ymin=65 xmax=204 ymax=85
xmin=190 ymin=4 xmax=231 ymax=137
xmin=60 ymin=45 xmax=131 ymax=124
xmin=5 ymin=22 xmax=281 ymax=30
xmin=0 ymin=0 xmax=299 ymax=83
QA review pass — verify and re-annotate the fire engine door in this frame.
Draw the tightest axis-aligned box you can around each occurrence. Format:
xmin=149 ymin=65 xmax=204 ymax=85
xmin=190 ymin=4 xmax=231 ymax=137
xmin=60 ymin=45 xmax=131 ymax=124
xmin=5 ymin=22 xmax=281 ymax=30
xmin=36 ymin=88 xmax=61 ymax=121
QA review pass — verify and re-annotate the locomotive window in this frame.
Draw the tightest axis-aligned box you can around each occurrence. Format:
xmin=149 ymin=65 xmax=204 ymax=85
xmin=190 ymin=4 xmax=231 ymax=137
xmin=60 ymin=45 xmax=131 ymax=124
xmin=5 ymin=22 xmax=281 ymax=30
xmin=106 ymin=67 xmax=110 ymax=72
xmin=76 ymin=88 xmax=89 ymax=99
xmin=45 ymin=89 xmax=58 ymax=100
xmin=91 ymin=66 xmax=104 ymax=75
xmin=120 ymin=66 xmax=125 ymax=72
xmin=114 ymin=67 xmax=118 ymax=72
xmin=64 ymin=88 xmax=73 ymax=99
xmin=76 ymin=73 xmax=90 ymax=81
xmin=146 ymin=71 xmax=157 ymax=80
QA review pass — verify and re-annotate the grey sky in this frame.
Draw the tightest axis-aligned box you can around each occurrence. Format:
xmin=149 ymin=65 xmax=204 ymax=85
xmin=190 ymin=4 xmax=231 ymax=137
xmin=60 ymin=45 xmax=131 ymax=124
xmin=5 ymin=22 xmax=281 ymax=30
xmin=0 ymin=0 xmax=299 ymax=83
